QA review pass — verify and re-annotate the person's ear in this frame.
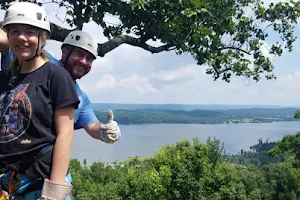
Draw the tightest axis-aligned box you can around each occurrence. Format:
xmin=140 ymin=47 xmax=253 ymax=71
xmin=61 ymin=47 xmax=68 ymax=62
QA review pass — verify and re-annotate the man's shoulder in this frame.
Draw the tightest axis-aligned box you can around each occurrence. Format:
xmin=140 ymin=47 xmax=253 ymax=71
xmin=43 ymin=50 xmax=61 ymax=66
xmin=73 ymin=83 xmax=98 ymax=128
xmin=75 ymin=83 xmax=90 ymax=103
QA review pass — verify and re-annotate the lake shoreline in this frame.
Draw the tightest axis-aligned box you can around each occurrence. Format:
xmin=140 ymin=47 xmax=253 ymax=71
xmin=115 ymin=119 xmax=300 ymax=126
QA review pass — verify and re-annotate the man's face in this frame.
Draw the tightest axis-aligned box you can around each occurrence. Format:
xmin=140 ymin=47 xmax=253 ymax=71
xmin=62 ymin=46 xmax=95 ymax=80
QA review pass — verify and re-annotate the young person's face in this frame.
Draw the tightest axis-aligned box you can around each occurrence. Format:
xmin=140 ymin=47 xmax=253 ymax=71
xmin=62 ymin=46 xmax=95 ymax=80
xmin=7 ymin=24 xmax=42 ymax=62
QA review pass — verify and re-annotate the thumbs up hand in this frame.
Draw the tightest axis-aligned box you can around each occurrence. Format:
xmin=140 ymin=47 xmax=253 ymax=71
xmin=100 ymin=110 xmax=121 ymax=143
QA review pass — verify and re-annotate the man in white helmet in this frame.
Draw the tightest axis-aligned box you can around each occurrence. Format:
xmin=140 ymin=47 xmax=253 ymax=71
xmin=0 ymin=27 xmax=121 ymax=144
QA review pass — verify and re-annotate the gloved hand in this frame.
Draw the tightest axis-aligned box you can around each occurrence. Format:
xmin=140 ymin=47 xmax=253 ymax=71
xmin=41 ymin=179 xmax=72 ymax=200
xmin=100 ymin=110 xmax=121 ymax=144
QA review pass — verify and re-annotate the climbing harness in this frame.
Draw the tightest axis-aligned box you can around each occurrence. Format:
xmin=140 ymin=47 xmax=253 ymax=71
xmin=0 ymin=174 xmax=8 ymax=200
xmin=0 ymin=144 xmax=54 ymax=200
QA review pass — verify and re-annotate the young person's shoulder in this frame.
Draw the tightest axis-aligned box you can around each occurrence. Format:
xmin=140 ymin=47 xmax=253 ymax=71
xmin=33 ymin=62 xmax=72 ymax=84
xmin=43 ymin=62 xmax=67 ymax=74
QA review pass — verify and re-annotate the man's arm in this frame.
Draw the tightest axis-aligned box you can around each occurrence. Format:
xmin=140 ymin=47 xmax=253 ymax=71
xmin=0 ymin=28 xmax=12 ymax=71
xmin=75 ymin=86 xmax=120 ymax=143
xmin=84 ymin=121 xmax=103 ymax=140
xmin=0 ymin=28 xmax=9 ymax=55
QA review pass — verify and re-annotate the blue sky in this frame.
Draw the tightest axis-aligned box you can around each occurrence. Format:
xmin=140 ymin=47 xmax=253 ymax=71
xmin=1 ymin=0 xmax=300 ymax=105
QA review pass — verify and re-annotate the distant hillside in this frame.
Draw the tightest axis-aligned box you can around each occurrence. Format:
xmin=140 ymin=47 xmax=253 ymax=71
xmin=92 ymin=103 xmax=298 ymax=111
xmin=94 ymin=107 xmax=300 ymax=125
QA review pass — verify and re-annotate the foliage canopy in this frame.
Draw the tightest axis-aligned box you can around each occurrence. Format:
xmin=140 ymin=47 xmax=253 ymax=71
xmin=0 ymin=0 xmax=299 ymax=82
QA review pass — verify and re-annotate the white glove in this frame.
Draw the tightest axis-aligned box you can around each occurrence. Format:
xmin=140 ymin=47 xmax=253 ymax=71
xmin=100 ymin=110 xmax=121 ymax=144
xmin=41 ymin=179 xmax=72 ymax=200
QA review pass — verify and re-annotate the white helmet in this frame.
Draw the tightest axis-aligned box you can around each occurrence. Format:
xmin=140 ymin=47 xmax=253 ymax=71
xmin=62 ymin=30 xmax=98 ymax=58
xmin=2 ymin=2 xmax=50 ymax=34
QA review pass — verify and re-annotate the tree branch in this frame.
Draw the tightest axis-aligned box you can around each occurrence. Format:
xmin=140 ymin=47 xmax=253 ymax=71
xmin=98 ymin=35 xmax=174 ymax=57
xmin=49 ymin=23 xmax=175 ymax=57
xmin=49 ymin=23 xmax=75 ymax=42
xmin=218 ymin=46 xmax=251 ymax=55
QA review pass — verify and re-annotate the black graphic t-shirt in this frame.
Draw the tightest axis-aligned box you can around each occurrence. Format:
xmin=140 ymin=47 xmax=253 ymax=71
xmin=0 ymin=62 xmax=79 ymax=162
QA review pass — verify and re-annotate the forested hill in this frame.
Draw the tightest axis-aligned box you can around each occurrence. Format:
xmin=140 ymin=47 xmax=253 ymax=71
xmin=94 ymin=107 xmax=300 ymax=125
xmin=92 ymin=103 xmax=292 ymax=111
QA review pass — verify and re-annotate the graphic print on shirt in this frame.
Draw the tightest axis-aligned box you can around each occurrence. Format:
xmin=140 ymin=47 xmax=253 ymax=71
xmin=0 ymin=84 xmax=32 ymax=143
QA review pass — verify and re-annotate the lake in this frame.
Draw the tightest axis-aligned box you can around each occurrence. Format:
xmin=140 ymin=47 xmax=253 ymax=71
xmin=71 ymin=121 xmax=300 ymax=164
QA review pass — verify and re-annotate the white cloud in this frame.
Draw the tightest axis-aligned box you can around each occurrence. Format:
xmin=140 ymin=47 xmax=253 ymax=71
xmin=96 ymin=74 xmax=156 ymax=95
xmin=108 ymin=44 xmax=152 ymax=64
xmin=150 ymin=64 xmax=203 ymax=87
xmin=91 ymin=55 xmax=114 ymax=73
xmin=120 ymin=74 xmax=156 ymax=94
xmin=87 ymin=53 xmax=300 ymax=105
xmin=96 ymin=74 xmax=117 ymax=90
xmin=278 ymin=71 xmax=300 ymax=91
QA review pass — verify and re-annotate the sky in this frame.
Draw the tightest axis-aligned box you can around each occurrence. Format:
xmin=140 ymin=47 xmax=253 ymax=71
xmin=1 ymin=0 xmax=300 ymax=106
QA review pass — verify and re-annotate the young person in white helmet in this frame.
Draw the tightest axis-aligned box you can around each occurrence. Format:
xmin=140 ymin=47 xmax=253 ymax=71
xmin=0 ymin=18 xmax=121 ymax=200
xmin=0 ymin=1 xmax=79 ymax=200
xmin=0 ymin=14 xmax=121 ymax=145
xmin=0 ymin=8 xmax=121 ymax=199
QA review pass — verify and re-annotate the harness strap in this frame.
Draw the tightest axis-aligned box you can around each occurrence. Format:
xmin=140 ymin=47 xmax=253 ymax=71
xmin=0 ymin=145 xmax=53 ymax=173
xmin=7 ymin=171 xmax=19 ymax=200
xmin=25 ymin=145 xmax=54 ymax=181
xmin=0 ymin=174 xmax=8 ymax=200
xmin=8 ymin=171 xmax=15 ymax=194
xmin=0 ymin=144 xmax=54 ymax=198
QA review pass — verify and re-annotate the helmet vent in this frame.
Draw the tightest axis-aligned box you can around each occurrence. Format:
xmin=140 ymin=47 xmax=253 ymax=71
xmin=36 ymin=12 xmax=42 ymax=20
xmin=75 ymin=35 xmax=81 ymax=41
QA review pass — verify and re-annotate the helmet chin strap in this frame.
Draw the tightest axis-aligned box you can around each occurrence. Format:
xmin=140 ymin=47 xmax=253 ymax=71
xmin=61 ymin=46 xmax=76 ymax=80
xmin=62 ymin=46 xmax=74 ymax=68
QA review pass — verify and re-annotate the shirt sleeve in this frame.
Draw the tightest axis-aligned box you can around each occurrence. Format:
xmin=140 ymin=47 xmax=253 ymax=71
xmin=74 ymin=91 xmax=98 ymax=130
xmin=1 ymin=48 xmax=14 ymax=70
xmin=50 ymin=67 xmax=79 ymax=109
